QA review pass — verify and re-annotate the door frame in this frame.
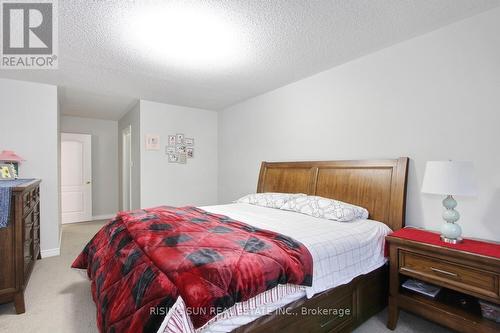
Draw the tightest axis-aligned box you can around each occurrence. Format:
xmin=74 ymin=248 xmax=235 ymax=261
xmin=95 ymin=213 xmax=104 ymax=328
xmin=122 ymin=125 xmax=132 ymax=211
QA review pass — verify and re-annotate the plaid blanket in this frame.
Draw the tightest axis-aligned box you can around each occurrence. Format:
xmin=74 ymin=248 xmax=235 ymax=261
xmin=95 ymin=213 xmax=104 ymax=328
xmin=0 ymin=179 xmax=34 ymax=228
xmin=72 ymin=206 xmax=313 ymax=333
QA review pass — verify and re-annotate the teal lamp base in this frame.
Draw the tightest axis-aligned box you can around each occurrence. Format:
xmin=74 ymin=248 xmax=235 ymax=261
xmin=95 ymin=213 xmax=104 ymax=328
xmin=440 ymin=195 xmax=462 ymax=244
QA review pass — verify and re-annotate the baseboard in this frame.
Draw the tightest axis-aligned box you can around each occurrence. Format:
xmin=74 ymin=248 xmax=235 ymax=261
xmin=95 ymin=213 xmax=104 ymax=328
xmin=41 ymin=248 xmax=60 ymax=258
xmin=92 ymin=214 xmax=114 ymax=221
xmin=62 ymin=214 xmax=114 ymax=224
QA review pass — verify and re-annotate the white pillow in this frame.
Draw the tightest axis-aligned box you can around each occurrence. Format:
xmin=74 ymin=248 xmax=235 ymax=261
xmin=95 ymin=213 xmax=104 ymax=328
xmin=235 ymin=192 xmax=306 ymax=209
xmin=281 ymin=195 xmax=369 ymax=222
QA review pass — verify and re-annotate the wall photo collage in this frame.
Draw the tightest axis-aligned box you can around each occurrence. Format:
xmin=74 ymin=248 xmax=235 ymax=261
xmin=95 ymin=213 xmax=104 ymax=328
xmin=145 ymin=133 xmax=195 ymax=164
xmin=166 ymin=133 xmax=194 ymax=164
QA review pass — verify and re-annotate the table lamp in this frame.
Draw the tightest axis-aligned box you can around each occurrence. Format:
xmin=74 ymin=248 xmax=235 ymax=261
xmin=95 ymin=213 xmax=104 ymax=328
xmin=421 ymin=161 xmax=477 ymax=244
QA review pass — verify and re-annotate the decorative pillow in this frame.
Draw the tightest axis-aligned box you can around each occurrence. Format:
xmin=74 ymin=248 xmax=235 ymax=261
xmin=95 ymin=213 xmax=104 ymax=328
xmin=235 ymin=192 xmax=306 ymax=209
xmin=281 ymin=196 xmax=369 ymax=222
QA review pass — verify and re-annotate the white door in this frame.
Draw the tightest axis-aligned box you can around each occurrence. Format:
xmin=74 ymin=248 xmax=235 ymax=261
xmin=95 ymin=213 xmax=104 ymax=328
xmin=122 ymin=126 xmax=132 ymax=211
xmin=61 ymin=133 xmax=92 ymax=224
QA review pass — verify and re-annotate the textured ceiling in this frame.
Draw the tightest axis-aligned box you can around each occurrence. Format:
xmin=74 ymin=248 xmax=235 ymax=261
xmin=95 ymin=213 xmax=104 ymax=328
xmin=58 ymin=87 xmax=138 ymax=121
xmin=1 ymin=0 xmax=499 ymax=119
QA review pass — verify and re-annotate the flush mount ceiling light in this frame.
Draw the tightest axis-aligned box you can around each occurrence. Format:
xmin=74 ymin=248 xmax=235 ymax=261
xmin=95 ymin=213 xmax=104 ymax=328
xmin=125 ymin=3 xmax=247 ymax=71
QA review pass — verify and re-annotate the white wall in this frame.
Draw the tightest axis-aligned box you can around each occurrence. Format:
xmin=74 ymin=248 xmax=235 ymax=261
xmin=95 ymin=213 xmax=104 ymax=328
xmin=0 ymin=78 xmax=61 ymax=254
xmin=218 ymin=8 xmax=500 ymax=241
xmin=118 ymin=102 xmax=141 ymax=209
xmin=140 ymin=100 xmax=218 ymax=207
xmin=61 ymin=116 xmax=119 ymax=217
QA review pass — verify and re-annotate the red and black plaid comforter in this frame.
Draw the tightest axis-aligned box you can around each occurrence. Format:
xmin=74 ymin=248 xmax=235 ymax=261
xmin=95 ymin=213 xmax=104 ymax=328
xmin=72 ymin=206 xmax=313 ymax=333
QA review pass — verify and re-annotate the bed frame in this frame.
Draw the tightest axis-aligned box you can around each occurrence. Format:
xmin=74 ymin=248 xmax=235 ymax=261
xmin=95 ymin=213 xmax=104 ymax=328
xmin=234 ymin=157 xmax=409 ymax=333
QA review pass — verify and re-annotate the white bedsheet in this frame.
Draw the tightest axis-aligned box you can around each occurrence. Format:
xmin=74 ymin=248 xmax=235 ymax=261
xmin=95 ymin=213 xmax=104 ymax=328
xmin=202 ymin=203 xmax=391 ymax=298
xmin=158 ymin=203 xmax=391 ymax=333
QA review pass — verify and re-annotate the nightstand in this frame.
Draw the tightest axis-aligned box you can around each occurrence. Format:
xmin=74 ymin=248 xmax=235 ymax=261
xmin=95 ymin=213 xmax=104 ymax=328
xmin=386 ymin=228 xmax=500 ymax=333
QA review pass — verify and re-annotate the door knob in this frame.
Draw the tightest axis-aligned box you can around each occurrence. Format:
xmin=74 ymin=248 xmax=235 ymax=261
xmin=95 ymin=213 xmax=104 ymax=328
xmin=86 ymin=181 xmax=91 ymax=184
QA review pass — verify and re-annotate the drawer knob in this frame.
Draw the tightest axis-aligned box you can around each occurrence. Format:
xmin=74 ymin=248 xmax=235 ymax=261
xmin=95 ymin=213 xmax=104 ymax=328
xmin=431 ymin=267 xmax=458 ymax=277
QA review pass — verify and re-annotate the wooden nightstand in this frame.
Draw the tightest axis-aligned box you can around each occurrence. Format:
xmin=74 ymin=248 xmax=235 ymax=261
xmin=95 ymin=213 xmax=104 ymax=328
xmin=386 ymin=228 xmax=500 ymax=333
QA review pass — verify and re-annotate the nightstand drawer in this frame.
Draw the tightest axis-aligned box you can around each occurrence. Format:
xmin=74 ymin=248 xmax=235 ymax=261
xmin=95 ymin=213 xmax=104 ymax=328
xmin=399 ymin=250 xmax=499 ymax=300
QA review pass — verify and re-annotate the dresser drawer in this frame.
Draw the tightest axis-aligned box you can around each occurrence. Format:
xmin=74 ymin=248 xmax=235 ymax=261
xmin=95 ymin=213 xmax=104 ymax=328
xmin=260 ymin=284 xmax=354 ymax=333
xmin=399 ymin=250 xmax=499 ymax=300
xmin=23 ymin=213 xmax=33 ymax=244
xmin=22 ymin=190 xmax=33 ymax=214
xmin=24 ymin=224 xmax=33 ymax=243
xmin=24 ymin=211 xmax=34 ymax=226
xmin=22 ymin=187 xmax=40 ymax=217
xmin=33 ymin=209 xmax=40 ymax=226
xmin=295 ymin=286 xmax=353 ymax=332
xmin=34 ymin=239 xmax=40 ymax=257
xmin=33 ymin=224 xmax=40 ymax=242
xmin=24 ymin=238 xmax=33 ymax=257
xmin=33 ymin=186 xmax=40 ymax=203
xmin=24 ymin=255 xmax=33 ymax=276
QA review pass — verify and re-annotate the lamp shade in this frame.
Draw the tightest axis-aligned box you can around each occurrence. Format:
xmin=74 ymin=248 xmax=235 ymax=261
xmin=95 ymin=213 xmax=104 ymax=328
xmin=421 ymin=161 xmax=477 ymax=196
xmin=0 ymin=150 xmax=24 ymax=162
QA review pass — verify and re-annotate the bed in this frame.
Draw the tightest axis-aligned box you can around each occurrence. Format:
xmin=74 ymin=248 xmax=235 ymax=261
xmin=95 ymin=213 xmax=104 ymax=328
xmin=229 ymin=157 xmax=409 ymax=332
xmin=74 ymin=157 xmax=408 ymax=333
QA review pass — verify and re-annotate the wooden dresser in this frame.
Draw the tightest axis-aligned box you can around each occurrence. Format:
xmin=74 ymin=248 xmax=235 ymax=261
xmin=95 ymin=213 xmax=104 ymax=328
xmin=0 ymin=179 xmax=41 ymax=313
xmin=387 ymin=229 xmax=500 ymax=333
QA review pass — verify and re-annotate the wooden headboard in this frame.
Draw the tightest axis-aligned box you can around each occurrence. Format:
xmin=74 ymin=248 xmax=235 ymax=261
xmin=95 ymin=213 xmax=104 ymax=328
xmin=257 ymin=157 xmax=409 ymax=231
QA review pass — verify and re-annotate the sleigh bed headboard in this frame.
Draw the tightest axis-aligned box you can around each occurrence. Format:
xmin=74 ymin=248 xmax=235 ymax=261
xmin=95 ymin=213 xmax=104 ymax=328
xmin=257 ymin=157 xmax=409 ymax=231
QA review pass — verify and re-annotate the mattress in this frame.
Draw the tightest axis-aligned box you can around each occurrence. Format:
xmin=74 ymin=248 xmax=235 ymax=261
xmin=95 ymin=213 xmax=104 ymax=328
xmin=158 ymin=203 xmax=391 ymax=333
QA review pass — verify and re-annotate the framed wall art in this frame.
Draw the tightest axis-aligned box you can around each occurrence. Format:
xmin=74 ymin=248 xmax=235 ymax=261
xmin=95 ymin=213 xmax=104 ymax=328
xmin=145 ymin=134 xmax=160 ymax=150
xmin=178 ymin=153 xmax=187 ymax=164
xmin=176 ymin=145 xmax=186 ymax=154
xmin=0 ymin=163 xmax=16 ymax=180
xmin=168 ymin=154 xmax=179 ymax=163
xmin=176 ymin=133 xmax=184 ymax=145
xmin=166 ymin=133 xmax=195 ymax=164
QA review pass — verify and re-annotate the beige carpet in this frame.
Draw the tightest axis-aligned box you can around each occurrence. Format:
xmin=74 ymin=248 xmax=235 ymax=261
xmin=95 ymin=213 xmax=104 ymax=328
xmin=0 ymin=221 xmax=452 ymax=333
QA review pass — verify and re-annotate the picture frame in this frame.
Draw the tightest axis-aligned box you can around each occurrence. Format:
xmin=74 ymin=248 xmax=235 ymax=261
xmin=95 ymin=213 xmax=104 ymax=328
xmin=186 ymin=147 xmax=194 ymax=158
xmin=165 ymin=146 xmax=176 ymax=155
xmin=166 ymin=133 xmax=195 ymax=164
xmin=176 ymin=133 xmax=184 ymax=145
xmin=176 ymin=145 xmax=186 ymax=154
xmin=168 ymin=135 xmax=176 ymax=146
xmin=0 ymin=163 xmax=16 ymax=180
xmin=145 ymin=134 xmax=160 ymax=150
xmin=168 ymin=154 xmax=179 ymax=163
xmin=178 ymin=153 xmax=187 ymax=164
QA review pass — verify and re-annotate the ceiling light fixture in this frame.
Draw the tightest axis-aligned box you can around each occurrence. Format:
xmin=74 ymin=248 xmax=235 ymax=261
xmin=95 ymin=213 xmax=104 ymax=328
xmin=125 ymin=3 xmax=247 ymax=71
